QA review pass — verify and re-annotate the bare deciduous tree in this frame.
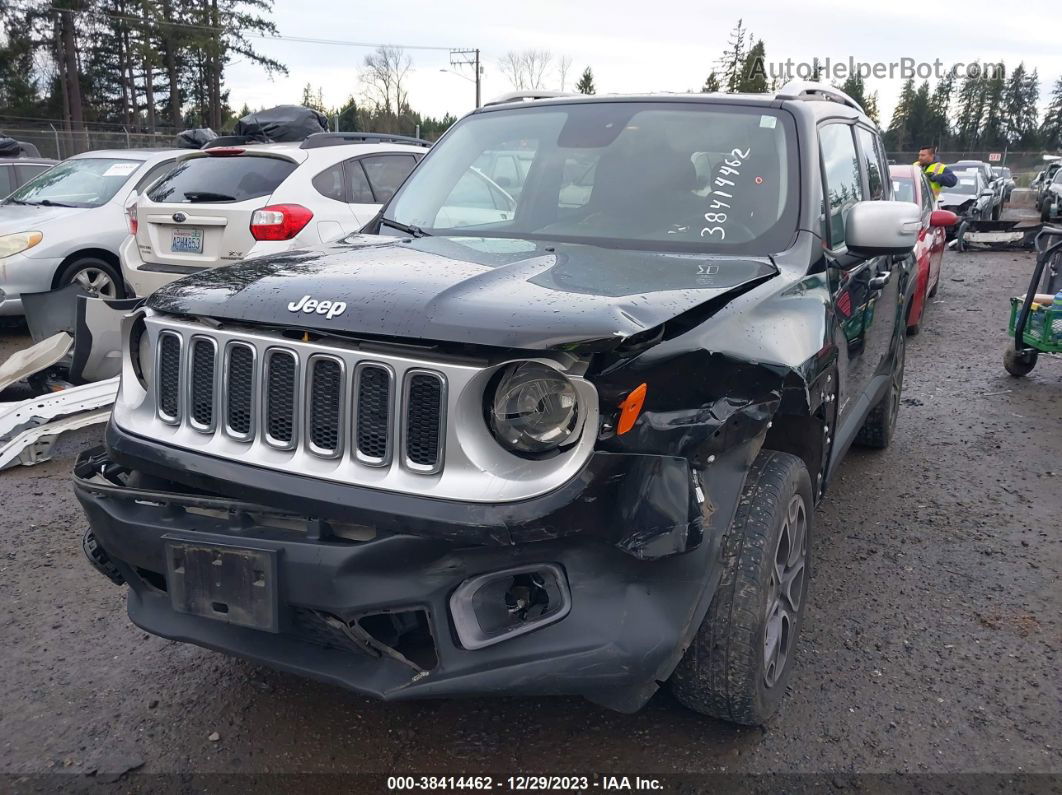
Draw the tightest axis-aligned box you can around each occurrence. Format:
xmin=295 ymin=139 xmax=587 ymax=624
xmin=558 ymin=54 xmax=573 ymax=91
xmin=361 ymin=45 xmax=411 ymax=117
xmin=498 ymin=49 xmax=554 ymax=90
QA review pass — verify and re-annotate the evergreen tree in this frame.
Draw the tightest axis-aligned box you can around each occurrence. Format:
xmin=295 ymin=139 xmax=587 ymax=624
xmin=575 ymin=66 xmax=595 ymax=95
xmin=736 ymin=40 xmax=768 ymax=93
xmin=927 ymin=73 xmax=955 ymax=148
xmin=1041 ymin=76 xmax=1062 ymax=150
xmin=336 ymin=96 xmax=359 ymax=132
xmin=907 ymin=81 xmax=933 ymax=148
xmin=886 ymin=78 xmax=916 ymax=150
xmin=954 ymin=65 xmax=988 ymax=149
xmin=701 ymin=71 xmax=720 ymax=93
xmin=1002 ymin=63 xmax=1040 ymax=147
xmin=719 ymin=19 xmax=747 ymax=92
xmin=980 ymin=64 xmax=1007 ymax=148
xmin=838 ymin=73 xmax=871 ymax=114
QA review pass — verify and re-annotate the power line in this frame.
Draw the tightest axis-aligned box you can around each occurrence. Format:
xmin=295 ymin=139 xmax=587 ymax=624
xmin=43 ymin=4 xmax=463 ymax=52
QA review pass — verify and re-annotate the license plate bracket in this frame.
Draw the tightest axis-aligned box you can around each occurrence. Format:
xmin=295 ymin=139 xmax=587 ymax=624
xmin=170 ymin=227 xmax=204 ymax=254
xmin=164 ymin=538 xmax=279 ymax=632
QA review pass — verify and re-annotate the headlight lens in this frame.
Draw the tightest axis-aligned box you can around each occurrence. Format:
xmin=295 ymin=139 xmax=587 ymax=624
xmin=489 ymin=362 xmax=580 ymax=455
xmin=0 ymin=231 xmax=44 ymax=258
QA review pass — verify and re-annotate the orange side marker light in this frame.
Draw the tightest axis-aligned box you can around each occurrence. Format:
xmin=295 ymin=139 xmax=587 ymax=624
xmin=617 ymin=383 xmax=647 ymax=435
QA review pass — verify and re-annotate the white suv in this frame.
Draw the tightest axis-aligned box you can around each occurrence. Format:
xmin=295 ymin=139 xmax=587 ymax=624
xmin=120 ymin=133 xmax=428 ymax=297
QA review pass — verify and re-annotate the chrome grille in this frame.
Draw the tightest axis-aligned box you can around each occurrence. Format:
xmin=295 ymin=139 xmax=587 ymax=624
xmin=151 ymin=329 xmax=447 ymax=474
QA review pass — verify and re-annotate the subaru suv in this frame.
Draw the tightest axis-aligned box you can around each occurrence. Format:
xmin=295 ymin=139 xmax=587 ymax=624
xmin=120 ymin=133 xmax=429 ymax=297
xmin=76 ymin=84 xmax=920 ymax=724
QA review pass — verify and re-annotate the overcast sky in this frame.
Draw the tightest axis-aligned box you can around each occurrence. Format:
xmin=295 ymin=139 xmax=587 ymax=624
xmin=225 ymin=0 xmax=1060 ymax=128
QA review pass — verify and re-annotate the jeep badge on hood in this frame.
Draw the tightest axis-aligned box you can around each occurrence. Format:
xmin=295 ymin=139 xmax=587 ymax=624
xmin=287 ymin=295 xmax=347 ymax=319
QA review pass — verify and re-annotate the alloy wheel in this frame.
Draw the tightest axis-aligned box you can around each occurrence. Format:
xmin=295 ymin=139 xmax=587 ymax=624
xmin=73 ymin=267 xmax=118 ymax=298
xmin=763 ymin=494 xmax=808 ymax=688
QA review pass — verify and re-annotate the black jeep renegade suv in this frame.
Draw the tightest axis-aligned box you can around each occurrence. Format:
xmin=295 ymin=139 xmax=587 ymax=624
xmin=76 ymin=83 xmax=920 ymax=725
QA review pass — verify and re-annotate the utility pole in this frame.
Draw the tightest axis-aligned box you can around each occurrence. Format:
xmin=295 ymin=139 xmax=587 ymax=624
xmin=449 ymin=48 xmax=482 ymax=108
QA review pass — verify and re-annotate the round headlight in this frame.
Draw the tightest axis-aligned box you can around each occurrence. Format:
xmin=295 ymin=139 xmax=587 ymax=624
xmin=489 ymin=362 xmax=580 ymax=455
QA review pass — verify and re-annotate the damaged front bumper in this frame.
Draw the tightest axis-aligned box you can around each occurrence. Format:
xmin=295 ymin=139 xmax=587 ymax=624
xmin=73 ymin=424 xmax=731 ymax=712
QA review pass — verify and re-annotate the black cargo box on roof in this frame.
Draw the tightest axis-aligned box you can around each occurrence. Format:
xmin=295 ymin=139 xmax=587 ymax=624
xmin=232 ymin=105 xmax=328 ymax=143
xmin=175 ymin=128 xmax=218 ymax=149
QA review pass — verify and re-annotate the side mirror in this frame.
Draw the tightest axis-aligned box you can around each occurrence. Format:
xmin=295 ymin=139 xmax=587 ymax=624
xmin=844 ymin=200 xmax=920 ymax=258
xmin=930 ymin=209 xmax=958 ymax=227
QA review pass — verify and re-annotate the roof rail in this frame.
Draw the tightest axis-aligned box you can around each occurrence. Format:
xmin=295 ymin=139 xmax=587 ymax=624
xmin=300 ymin=132 xmax=431 ymax=150
xmin=775 ymin=80 xmax=866 ymax=115
xmin=482 ymin=90 xmax=575 ymax=107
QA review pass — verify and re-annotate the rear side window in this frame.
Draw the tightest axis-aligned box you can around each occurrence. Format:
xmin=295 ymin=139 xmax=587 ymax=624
xmin=135 ymin=159 xmax=177 ymax=193
xmin=819 ymin=124 xmax=864 ymax=246
xmin=362 ymin=155 xmax=417 ymax=203
xmin=346 ymin=160 xmax=375 ymax=203
xmin=148 ymin=156 xmax=297 ymax=203
xmin=15 ymin=163 xmax=51 ymax=187
xmin=312 ymin=164 xmax=345 ymax=201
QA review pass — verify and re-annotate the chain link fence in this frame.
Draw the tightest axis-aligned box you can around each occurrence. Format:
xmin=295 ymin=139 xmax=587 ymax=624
xmin=3 ymin=126 xmax=180 ymax=160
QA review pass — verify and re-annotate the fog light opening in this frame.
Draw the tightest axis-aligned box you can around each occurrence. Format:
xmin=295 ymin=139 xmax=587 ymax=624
xmin=450 ymin=564 xmax=571 ymax=650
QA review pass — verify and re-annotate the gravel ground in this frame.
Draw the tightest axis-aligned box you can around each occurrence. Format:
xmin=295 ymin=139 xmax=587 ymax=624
xmin=0 ymin=246 xmax=1059 ymax=787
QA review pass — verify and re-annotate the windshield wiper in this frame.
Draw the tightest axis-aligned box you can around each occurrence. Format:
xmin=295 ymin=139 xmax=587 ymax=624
xmin=37 ymin=199 xmax=76 ymax=207
xmin=183 ymin=191 xmax=236 ymax=202
xmin=380 ymin=218 xmax=430 ymax=238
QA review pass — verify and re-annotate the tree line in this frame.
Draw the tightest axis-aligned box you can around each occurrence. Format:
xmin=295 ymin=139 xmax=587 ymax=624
xmin=0 ymin=0 xmax=284 ymax=133
xmin=1 ymin=5 xmax=1060 ymax=152
xmin=887 ymin=66 xmax=1062 ymax=152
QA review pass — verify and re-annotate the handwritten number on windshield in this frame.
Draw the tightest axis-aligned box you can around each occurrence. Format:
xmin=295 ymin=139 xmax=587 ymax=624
xmin=701 ymin=147 xmax=751 ymax=240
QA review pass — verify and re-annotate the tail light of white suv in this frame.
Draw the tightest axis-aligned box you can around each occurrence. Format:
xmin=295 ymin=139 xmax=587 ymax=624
xmin=249 ymin=204 xmax=314 ymax=241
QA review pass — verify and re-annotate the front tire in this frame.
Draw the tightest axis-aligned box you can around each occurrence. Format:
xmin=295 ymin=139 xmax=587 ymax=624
xmin=670 ymin=451 xmax=813 ymax=726
xmin=57 ymin=257 xmax=126 ymax=299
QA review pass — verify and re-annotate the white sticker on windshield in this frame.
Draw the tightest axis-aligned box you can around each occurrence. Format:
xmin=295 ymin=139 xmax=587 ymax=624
xmin=759 ymin=115 xmax=777 ymax=129
xmin=103 ymin=163 xmax=138 ymax=177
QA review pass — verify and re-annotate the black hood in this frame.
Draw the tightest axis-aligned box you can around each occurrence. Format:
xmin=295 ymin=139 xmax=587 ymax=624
xmin=147 ymin=235 xmax=776 ymax=349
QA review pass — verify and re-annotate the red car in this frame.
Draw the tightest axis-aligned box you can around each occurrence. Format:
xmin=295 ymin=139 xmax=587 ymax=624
xmin=889 ymin=164 xmax=957 ymax=334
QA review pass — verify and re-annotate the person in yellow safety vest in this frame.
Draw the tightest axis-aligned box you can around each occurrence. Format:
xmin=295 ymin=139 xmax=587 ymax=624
xmin=914 ymin=145 xmax=957 ymax=200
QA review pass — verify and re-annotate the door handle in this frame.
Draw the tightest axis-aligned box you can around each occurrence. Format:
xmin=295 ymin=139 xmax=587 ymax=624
xmin=869 ymin=271 xmax=891 ymax=290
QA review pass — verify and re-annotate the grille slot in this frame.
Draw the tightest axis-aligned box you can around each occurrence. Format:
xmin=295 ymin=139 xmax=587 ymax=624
xmin=403 ymin=371 xmax=446 ymax=473
xmin=265 ymin=350 xmax=298 ymax=448
xmin=355 ymin=364 xmax=393 ymax=465
xmin=188 ymin=337 xmax=217 ymax=431
xmin=156 ymin=332 xmax=182 ymax=423
xmin=307 ymin=356 xmax=344 ymax=456
xmin=224 ymin=343 xmax=255 ymax=440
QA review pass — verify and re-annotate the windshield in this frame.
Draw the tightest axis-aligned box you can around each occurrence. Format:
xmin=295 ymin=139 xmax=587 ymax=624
xmin=952 ymin=175 xmax=979 ymax=195
xmin=891 ymin=176 xmax=915 ymax=204
xmin=385 ymin=102 xmax=798 ymax=253
xmin=6 ymin=158 xmax=140 ymax=207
